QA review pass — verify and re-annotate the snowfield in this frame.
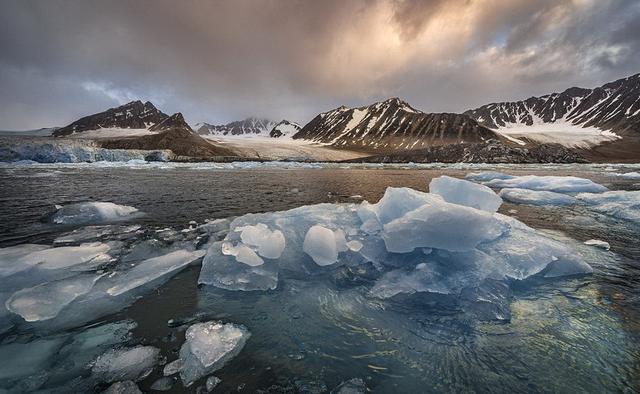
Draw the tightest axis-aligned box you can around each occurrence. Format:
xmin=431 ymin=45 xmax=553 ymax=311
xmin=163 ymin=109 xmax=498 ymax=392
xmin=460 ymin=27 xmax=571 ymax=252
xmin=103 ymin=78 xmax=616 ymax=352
xmin=202 ymin=135 xmax=368 ymax=161
xmin=493 ymin=120 xmax=620 ymax=148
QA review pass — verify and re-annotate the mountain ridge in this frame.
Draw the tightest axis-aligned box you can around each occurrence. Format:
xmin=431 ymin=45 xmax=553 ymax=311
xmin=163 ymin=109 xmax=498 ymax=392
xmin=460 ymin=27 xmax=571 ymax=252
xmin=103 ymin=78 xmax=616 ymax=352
xmin=53 ymin=101 xmax=169 ymax=137
xmin=292 ymin=97 xmax=498 ymax=152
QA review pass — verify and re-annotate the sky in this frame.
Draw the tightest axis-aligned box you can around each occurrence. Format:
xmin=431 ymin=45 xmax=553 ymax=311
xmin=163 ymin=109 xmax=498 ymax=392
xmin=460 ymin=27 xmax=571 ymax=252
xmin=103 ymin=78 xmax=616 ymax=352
xmin=1 ymin=0 xmax=639 ymax=130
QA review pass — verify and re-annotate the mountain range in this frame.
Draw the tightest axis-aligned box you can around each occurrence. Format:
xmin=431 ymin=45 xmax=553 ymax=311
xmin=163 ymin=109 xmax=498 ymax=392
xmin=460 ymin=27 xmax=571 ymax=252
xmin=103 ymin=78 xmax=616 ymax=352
xmin=464 ymin=73 xmax=640 ymax=135
xmin=193 ymin=117 xmax=277 ymax=137
xmin=35 ymin=72 xmax=640 ymax=163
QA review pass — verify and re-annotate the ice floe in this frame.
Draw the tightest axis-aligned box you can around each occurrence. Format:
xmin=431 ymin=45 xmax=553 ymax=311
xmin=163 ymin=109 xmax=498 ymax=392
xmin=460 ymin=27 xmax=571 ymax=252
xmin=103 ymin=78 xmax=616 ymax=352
xmin=0 ymin=320 xmax=136 ymax=392
xmin=576 ymin=191 xmax=640 ymax=222
xmin=465 ymin=172 xmax=608 ymax=193
xmin=91 ymin=345 xmax=160 ymax=383
xmin=106 ymin=250 xmax=205 ymax=296
xmin=498 ymin=188 xmax=578 ymax=206
xmin=51 ymin=202 xmax=141 ymax=225
xmin=6 ymin=273 xmax=104 ymax=321
xmin=177 ymin=321 xmax=250 ymax=386
xmin=584 ymin=239 xmax=611 ymax=250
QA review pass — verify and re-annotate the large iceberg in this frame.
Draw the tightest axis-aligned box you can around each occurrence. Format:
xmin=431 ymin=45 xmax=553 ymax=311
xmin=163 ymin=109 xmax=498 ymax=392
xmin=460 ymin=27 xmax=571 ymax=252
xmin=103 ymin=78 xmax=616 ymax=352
xmin=199 ymin=186 xmax=594 ymax=320
xmin=177 ymin=321 xmax=250 ymax=386
xmin=51 ymin=202 xmax=141 ymax=225
xmin=429 ymin=175 xmax=502 ymax=212
xmin=465 ymin=172 xmax=608 ymax=194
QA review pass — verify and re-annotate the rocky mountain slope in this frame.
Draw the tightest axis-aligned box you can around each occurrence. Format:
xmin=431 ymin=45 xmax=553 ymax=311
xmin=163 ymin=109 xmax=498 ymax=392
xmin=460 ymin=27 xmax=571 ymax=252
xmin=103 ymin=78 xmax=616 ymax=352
xmin=293 ymin=98 xmax=498 ymax=152
xmin=99 ymin=113 xmax=235 ymax=159
xmin=194 ymin=117 xmax=277 ymax=137
xmin=269 ymin=120 xmax=301 ymax=138
xmin=464 ymin=73 xmax=640 ymax=149
xmin=53 ymin=101 xmax=168 ymax=137
xmin=344 ymin=139 xmax=587 ymax=164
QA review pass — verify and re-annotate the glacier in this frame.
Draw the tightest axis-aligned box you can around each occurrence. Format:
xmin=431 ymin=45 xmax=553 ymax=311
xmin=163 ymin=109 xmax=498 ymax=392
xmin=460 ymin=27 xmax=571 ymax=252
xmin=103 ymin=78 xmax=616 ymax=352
xmin=0 ymin=136 xmax=171 ymax=163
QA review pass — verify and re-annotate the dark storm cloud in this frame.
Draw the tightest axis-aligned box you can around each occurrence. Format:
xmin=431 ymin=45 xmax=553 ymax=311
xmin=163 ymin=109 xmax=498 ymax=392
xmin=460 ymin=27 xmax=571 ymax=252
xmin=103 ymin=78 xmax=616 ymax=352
xmin=0 ymin=0 xmax=638 ymax=129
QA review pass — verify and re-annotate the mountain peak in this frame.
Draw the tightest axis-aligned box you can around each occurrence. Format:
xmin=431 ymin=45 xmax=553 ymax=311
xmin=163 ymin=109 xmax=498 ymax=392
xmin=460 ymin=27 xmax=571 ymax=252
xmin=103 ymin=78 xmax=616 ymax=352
xmin=53 ymin=101 xmax=169 ymax=137
xmin=149 ymin=112 xmax=191 ymax=132
xmin=194 ymin=117 xmax=277 ymax=136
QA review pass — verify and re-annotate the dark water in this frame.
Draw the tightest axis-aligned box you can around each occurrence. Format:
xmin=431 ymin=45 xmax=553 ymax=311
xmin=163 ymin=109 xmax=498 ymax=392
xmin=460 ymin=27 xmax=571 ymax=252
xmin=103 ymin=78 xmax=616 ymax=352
xmin=1 ymin=164 xmax=639 ymax=393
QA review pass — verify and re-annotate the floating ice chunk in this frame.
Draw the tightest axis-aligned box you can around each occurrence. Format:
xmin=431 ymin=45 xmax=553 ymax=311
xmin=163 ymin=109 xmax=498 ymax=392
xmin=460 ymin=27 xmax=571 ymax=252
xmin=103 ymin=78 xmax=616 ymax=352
xmin=576 ymin=191 xmax=640 ymax=222
xmin=346 ymin=240 xmax=363 ymax=252
xmin=238 ymin=223 xmax=286 ymax=259
xmin=91 ymin=346 xmax=160 ymax=383
xmin=475 ymin=174 xmax=607 ymax=194
xmin=0 ymin=243 xmax=110 ymax=275
xmin=54 ymin=225 xmax=141 ymax=244
xmin=465 ymin=171 xmax=514 ymax=182
xmin=0 ymin=244 xmax=49 ymax=277
xmin=6 ymin=273 xmax=103 ymax=321
xmin=163 ymin=359 xmax=183 ymax=376
xmin=150 ymin=377 xmax=174 ymax=391
xmin=382 ymin=198 xmax=507 ymax=253
xmin=106 ymin=250 xmax=205 ymax=296
xmin=178 ymin=321 xmax=250 ymax=386
xmin=584 ymin=239 xmax=610 ymax=250
xmin=616 ymin=171 xmax=640 ymax=179
xmin=198 ymin=218 xmax=231 ymax=235
xmin=102 ymin=380 xmax=143 ymax=394
xmin=429 ymin=175 xmax=502 ymax=212
xmin=303 ymin=225 xmax=339 ymax=266
xmin=37 ymin=243 xmax=112 ymax=270
xmin=498 ymin=188 xmax=578 ymax=206
xmin=206 ymin=376 xmax=222 ymax=391
xmin=51 ymin=202 xmax=140 ymax=225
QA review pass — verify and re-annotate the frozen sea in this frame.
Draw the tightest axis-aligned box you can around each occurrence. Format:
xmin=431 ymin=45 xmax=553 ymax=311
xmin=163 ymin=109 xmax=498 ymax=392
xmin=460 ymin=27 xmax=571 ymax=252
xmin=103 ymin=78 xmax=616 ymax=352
xmin=1 ymin=161 xmax=639 ymax=393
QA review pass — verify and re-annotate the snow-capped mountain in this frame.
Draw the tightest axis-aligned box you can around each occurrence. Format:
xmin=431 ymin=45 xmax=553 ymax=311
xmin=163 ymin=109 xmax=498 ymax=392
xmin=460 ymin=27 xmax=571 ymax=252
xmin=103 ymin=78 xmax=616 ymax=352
xmin=194 ymin=117 xmax=277 ymax=137
xmin=293 ymin=98 xmax=498 ymax=152
xmin=269 ymin=120 xmax=301 ymax=138
xmin=53 ymin=101 xmax=169 ymax=137
xmin=464 ymin=73 xmax=640 ymax=148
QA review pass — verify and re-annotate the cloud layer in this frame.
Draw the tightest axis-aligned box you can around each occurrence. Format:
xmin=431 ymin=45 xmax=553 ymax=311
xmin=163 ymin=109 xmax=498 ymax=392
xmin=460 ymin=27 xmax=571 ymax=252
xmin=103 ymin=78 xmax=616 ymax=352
xmin=1 ymin=0 xmax=638 ymax=129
